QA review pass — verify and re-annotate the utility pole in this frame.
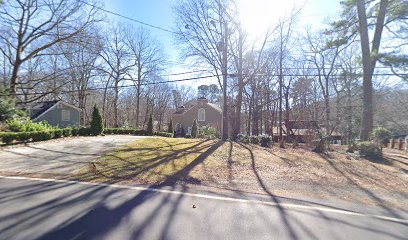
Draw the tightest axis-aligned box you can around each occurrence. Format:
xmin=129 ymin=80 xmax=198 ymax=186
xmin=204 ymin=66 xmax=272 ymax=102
xmin=221 ymin=16 xmax=228 ymax=140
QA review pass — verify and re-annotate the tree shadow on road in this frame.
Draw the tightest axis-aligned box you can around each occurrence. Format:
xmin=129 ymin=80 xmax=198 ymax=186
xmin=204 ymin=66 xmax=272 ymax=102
xmin=26 ymin=140 xmax=223 ymax=240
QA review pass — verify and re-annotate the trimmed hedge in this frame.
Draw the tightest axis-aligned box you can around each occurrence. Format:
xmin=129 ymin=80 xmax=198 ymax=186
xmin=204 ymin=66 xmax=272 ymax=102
xmin=31 ymin=131 xmax=54 ymax=142
xmin=78 ymin=127 xmax=91 ymax=136
xmin=0 ymin=127 xmax=174 ymax=145
xmin=0 ymin=128 xmax=78 ymax=145
xmin=103 ymin=128 xmax=173 ymax=138
xmin=1 ymin=132 xmax=18 ymax=144
xmin=63 ymin=128 xmax=72 ymax=137
xmin=154 ymin=131 xmax=173 ymax=138
xmin=53 ymin=129 xmax=63 ymax=139
xmin=103 ymin=128 xmax=147 ymax=135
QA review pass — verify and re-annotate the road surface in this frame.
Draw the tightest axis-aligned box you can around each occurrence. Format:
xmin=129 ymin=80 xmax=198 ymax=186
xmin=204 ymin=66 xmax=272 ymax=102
xmin=0 ymin=176 xmax=407 ymax=240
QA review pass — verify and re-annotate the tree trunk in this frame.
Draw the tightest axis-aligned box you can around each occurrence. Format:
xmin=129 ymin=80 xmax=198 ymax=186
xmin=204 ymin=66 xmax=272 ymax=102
xmin=324 ymin=95 xmax=330 ymax=134
xmin=136 ymin=66 xmax=142 ymax=128
xmin=356 ymin=0 xmax=388 ymax=140
xmin=10 ymin=60 xmax=21 ymax=96
xmin=278 ymin=55 xmax=284 ymax=147
xmin=221 ymin=20 xmax=229 ymax=140
xmin=233 ymin=31 xmax=244 ymax=139
xmin=114 ymin=77 xmax=119 ymax=128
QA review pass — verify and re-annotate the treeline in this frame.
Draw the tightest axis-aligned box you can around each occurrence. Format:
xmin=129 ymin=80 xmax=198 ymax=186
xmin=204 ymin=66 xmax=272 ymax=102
xmin=1 ymin=0 xmax=407 ymax=144
xmin=0 ymin=0 xmax=196 ymax=130
xmin=174 ymin=0 xmax=408 ymax=143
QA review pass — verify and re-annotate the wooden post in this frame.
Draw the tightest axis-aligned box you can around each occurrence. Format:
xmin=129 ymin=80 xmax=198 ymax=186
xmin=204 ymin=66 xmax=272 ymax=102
xmin=398 ymin=138 xmax=403 ymax=150
xmin=391 ymin=138 xmax=395 ymax=149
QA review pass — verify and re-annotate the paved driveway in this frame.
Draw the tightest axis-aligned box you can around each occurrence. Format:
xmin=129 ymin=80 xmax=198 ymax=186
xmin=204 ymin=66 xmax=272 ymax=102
xmin=0 ymin=135 xmax=144 ymax=176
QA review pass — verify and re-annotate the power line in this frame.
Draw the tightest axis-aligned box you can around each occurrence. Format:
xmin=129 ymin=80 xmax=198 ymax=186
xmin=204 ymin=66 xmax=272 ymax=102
xmin=3 ymin=74 xmax=220 ymax=96
xmin=4 ymin=71 xmax=407 ymax=97
xmin=79 ymin=0 xmax=177 ymax=34
xmin=159 ymin=70 xmax=211 ymax=77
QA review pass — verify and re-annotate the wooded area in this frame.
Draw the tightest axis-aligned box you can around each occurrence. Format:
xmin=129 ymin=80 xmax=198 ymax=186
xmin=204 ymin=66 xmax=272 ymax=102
xmin=1 ymin=0 xmax=407 ymax=145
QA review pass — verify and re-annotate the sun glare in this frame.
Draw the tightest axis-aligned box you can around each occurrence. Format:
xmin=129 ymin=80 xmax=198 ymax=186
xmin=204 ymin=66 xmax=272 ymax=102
xmin=236 ymin=0 xmax=303 ymax=37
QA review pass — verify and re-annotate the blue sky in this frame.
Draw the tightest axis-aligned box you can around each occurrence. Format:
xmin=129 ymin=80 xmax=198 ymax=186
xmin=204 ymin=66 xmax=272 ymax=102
xmin=102 ymin=0 xmax=342 ymax=86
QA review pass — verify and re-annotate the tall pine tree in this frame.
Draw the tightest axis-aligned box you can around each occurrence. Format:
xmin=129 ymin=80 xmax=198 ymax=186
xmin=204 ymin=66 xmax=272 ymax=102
xmin=168 ymin=119 xmax=174 ymax=134
xmin=191 ymin=119 xmax=199 ymax=138
xmin=147 ymin=114 xmax=154 ymax=136
xmin=90 ymin=104 xmax=103 ymax=135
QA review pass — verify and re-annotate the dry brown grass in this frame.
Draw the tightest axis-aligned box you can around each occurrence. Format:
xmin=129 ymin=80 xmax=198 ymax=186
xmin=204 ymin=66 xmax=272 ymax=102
xmin=76 ymin=138 xmax=408 ymax=209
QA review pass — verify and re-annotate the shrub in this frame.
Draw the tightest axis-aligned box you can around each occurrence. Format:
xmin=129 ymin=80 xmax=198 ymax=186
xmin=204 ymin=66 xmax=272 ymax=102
xmin=237 ymin=134 xmax=250 ymax=144
xmin=199 ymin=125 xmax=220 ymax=139
xmin=370 ymin=127 xmax=392 ymax=148
xmin=63 ymin=128 xmax=72 ymax=137
xmin=358 ymin=141 xmax=382 ymax=160
xmin=53 ymin=129 xmax=63 ymax=139
xmin=185 ymin=134 xmax=192 ymax=138
xmin=0 ymin=88 xmax=26 ymax=121
xmin=16 ymin=132 xmax=31 ymax=142
xmin=134 ymin=129 xmax=147 ymax=136
xmin=154 ymin=131 xmax=173 ymax=138
xmin=103 ymin=128 xmax=114 ymax=134
xmin=168 ymin=119 xmax=174 ymax=134
xmin=78 ymin=127 xmax=91 ymax=136
xmin=346 ymin=141 xmax=358 ymax=153
xmin=147 ymin=114 xmax=154 ymax=136
xmin=260 ymin=135 xmax=272 ymax=147
xmin=71 ymin=128 xmax=79 ymax=136
xmin=191 ymin=119 xmax=199 ymax=138
xmin=103 ymin=128 xmax=147 ymax=136
xmin=250 ymin=135 xmax=259 ymax=144
xmin=31 ymin=131 xmax=53 ymax=141
xmin=90 ymin=105 xmax=103 ymax=135
xmin=0 ymin=129 xmax=76 ymax=144
xmin=1 ymin=132 xmax=18 ymax=144
xmin=7 ymin=117 xmax=54 ymax=132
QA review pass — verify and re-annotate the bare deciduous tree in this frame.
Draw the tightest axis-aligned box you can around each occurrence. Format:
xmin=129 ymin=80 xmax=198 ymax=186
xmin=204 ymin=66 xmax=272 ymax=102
xmin=0 ymin=0 xmax=100 ymax=96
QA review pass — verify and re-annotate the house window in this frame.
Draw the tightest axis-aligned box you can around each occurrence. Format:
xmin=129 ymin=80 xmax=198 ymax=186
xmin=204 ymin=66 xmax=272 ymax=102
xmin=198 ymin=108 xmax=205 ymax=121
xmin=62 ymin=110 xmax=70 ymax=121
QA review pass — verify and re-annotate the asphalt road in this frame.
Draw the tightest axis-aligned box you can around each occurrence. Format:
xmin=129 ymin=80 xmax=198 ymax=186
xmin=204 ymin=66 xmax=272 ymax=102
xmin=0 ymin=176 xmax=407 ymax=240
xmin=0 ymin=135 xmax=144 ymax=175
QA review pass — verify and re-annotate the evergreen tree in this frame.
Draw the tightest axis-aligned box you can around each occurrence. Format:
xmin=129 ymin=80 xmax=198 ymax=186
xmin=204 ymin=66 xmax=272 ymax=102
xmin=147 ymin=114 xmax=154 ymax=135
xmin=191 ymin=119 xmax=199 ymax=138
xmin=90 ymin=104 xmax=103 ymax=135
xmin=168 ymin=119 xmax=174 ymax=134
xmin=0 ymin=87 xmax=26 ymax=121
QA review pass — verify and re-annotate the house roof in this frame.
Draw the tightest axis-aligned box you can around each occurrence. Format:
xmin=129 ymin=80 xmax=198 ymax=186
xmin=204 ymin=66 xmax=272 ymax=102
xmin=30 ymin=100 xmax=81 ymax=120
xmin=207 ymin=103 xmax=222 ymax=113
xmin=30 ymin=100 xmax=59 ymax=119
xmin=172 ymin=101 xmax=222 ymax=115
xmin=173 ymin=107 xmax=187 ymax=114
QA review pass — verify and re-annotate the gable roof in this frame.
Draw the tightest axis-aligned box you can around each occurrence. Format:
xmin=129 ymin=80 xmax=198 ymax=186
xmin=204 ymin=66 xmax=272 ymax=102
xmin=31 ymin=100 xmax=81 ymax=121
xmin=30 ymin=100 xmax=59 ymax=119
xmin=172 ymin=102 xmax=222 ymax=115
xmin=173 ymin=106 xmax=187 ymax=115
xmin=207 ymin=103 xmax=222 ymax=113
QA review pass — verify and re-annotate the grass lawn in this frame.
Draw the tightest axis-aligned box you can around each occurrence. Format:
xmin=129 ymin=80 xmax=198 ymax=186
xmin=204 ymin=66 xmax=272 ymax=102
xmin=77 ymin=137 xmax=408 ymax=210
xmin=77 ymin=137 xmax=218 ymax=184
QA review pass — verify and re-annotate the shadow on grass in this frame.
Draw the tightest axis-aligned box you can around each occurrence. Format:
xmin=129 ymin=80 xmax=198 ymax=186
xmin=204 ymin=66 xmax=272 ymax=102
xmin=318 ymin=153 xmax=405 ymax=219
xmin=1 ymin=140 xmax=406 ymax=240
xmin=77 ymin=138 xmax=219 ymax=185
xmin=25 ymin=139 xmax=223 ymax=240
